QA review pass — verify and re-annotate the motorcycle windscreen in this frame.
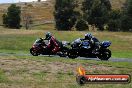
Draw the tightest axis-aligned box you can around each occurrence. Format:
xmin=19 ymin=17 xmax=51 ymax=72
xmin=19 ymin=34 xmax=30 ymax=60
xmin=43 ymin=40 xmax=49 ymax=45
xmin=81 ymin=41 xmax=91 ymax=49
xmin=34 ymin=39 xmax=42 ymax=45
xmin=101 ymin=41 xmax=111 ymax=47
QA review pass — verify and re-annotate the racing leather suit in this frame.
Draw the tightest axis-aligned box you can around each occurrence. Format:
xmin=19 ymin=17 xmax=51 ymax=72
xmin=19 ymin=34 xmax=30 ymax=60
xmin=82 ymin=37 xmax=100 ymax=54
xmin=47 ymin=36 xmax=60 ymax=54
xmin=91 ymin=37 xmax=100 ymax=54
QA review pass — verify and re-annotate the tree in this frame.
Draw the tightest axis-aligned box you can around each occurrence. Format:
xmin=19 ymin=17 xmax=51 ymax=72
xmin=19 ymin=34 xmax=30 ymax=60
xmin=82 ymin=0 xmax=111 ymax=31
xmin=107 ymin=19 xmax=120 ymax=31
xmin=2 ymin=4 xmax=21 ymax=29
xmin=107 ymin=10 xmax=121 ymax=31
xmin=120 ymin=0 xmax=132 ymax=31
xmin=54 ymin=0 xmax=78 ymax=30
xmin=75 ymin=19 xmax=88 ymax=31
xmin=120 ymin=15 xmax=132 ymax=31
xmin=2 ymin=14 xmax=8 ymax=27
xmin=22 ymin=8 xmax=33 ymax=30
xmin=23 ymin=13 xmax=33 ymax=30
xmin=127 ymin=0 xmax=132 ymax=16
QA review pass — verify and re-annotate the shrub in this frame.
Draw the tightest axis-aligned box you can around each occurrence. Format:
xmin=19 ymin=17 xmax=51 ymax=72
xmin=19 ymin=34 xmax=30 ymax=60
xmin=2 ymin=4 xmax=21 ymax=29
xmin=75 ymin=19 xmax=88 ymax=31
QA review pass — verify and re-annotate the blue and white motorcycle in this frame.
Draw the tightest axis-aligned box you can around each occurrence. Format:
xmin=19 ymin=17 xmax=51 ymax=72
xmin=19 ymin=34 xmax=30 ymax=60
xmin=68 ymin=38 xmax=111 ymax=60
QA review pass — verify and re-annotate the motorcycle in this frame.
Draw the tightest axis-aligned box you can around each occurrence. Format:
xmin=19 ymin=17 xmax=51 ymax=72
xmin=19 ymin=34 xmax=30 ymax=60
xmin=30 ymin=38 xmax=70 ymax=57
xmin=67 ymin=38 xmax=111 ymax=60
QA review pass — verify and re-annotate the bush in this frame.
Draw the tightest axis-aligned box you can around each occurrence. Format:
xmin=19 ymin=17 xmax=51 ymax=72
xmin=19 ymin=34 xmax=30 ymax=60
xmin=119 ymin=0 xmax=132 ymax=31
xmin=82 ymin=0 xmax=111 ymax=31
xmin=107 ymin=19 xmax=120 ymax=31
xmin=107 ymin=10 xmax=121 ymax=31
xmin=109 ymin=10 xmax=121 ymax=19
xmin=2 ymin=14 xmax=8 ymax=27
xmin=2 ymin=4 xmax=21 ymax=29
xmin=54 ymin=0 xmax=77 ymax=30
xmin=120 ymin=15 xmax=132 ymax=31
xmin=75 ymin=19 xmax=88 ymax=31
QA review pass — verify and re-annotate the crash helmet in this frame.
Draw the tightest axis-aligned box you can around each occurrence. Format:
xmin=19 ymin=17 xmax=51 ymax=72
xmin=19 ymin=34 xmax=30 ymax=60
xmin=45 ymin=32 xmax=52 ymax=40
xmin=85 ymin=33 xmax=92 ymax=40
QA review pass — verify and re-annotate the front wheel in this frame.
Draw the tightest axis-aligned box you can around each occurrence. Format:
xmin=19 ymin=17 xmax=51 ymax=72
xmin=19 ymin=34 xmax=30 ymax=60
xmin=97 ymin=49 xmax=111 ymax=60
xmin=30 ymin=48 xmax=39 ymax=56
xmin=58 ymin=47 xmax=69 ymax=57
xmin=67 ymin=49 xmax=78 ymax=59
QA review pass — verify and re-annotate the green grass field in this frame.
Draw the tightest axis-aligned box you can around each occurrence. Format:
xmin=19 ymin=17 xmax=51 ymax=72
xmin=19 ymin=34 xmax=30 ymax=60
xmin=0 ymin=25 xmax=132 ymax=58
xmin=0 ymin=26 xmax=132 ymax=88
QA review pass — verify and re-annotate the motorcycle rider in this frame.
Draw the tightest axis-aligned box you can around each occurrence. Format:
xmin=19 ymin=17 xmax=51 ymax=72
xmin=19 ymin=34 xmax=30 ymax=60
xmin=83 ymin=33 xmax=100 ymax=54
xmin=44 ymin=32 xmax=60 ymax=54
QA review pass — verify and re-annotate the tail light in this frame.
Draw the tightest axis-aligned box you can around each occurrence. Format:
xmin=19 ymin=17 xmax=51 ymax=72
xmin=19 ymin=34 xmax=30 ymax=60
xmin=32 ymin=45 xmax=36 ymax=48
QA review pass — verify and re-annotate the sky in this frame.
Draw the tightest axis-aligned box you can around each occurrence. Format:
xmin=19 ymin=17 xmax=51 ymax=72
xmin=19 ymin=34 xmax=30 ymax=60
xmin=0 ymin=0 xmax=46 ymax=3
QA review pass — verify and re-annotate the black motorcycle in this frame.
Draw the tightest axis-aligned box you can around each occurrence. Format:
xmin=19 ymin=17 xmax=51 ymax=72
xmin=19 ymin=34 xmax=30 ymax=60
xmin=67 ymin=38 xmax=111 ymax=60
xmin=30 ymin=38 xmax=70 ymax=57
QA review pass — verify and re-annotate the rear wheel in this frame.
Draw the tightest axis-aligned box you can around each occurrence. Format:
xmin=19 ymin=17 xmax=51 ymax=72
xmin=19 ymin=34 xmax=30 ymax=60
xmin=68 ymin=49 xmax=78 ymax=59
xmin=58 ymin=51 xmax=67 ymax=57
xmin=30 ymin=48 xmax=39 ymax=56
xmin=55 ymin=46 xmax=68 ymax=57
xmin=97 ymin=49 xmax=111 ymax=60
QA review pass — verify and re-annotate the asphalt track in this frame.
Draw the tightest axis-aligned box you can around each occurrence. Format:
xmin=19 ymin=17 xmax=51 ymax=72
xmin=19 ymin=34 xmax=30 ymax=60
xmin=0 ymin=52 xmax=132 ymax=62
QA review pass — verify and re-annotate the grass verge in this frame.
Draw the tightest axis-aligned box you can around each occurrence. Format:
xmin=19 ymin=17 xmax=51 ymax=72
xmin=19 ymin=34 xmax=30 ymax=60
xmin=0 ymin=55 xmax=132 ymax=88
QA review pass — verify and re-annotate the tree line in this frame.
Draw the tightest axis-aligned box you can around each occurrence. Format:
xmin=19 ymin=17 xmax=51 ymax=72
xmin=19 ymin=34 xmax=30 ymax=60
xmin=54 ymin=0 xmax=132 ymax=31
xmin=2 ymin=0 xmax=132 ymax=31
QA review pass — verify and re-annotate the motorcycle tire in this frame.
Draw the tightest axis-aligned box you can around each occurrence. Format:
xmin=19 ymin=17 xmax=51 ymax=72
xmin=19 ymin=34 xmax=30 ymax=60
xmin=67 ymin=49 xmax=78 ymax=59
xmin=97 ymin=49 xmax=111 ymax=60
xmin=30 ymin=48 xmax=39 ymax=56
xmin=59 ymin=47 xmax=69 ymax=57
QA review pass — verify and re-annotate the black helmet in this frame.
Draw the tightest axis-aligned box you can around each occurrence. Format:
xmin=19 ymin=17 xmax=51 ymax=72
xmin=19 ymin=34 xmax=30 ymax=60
xmin=45 ymin=32 xmax=52 ymax=40
xmin=85 ymin=33 xmax=92 ymax=40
